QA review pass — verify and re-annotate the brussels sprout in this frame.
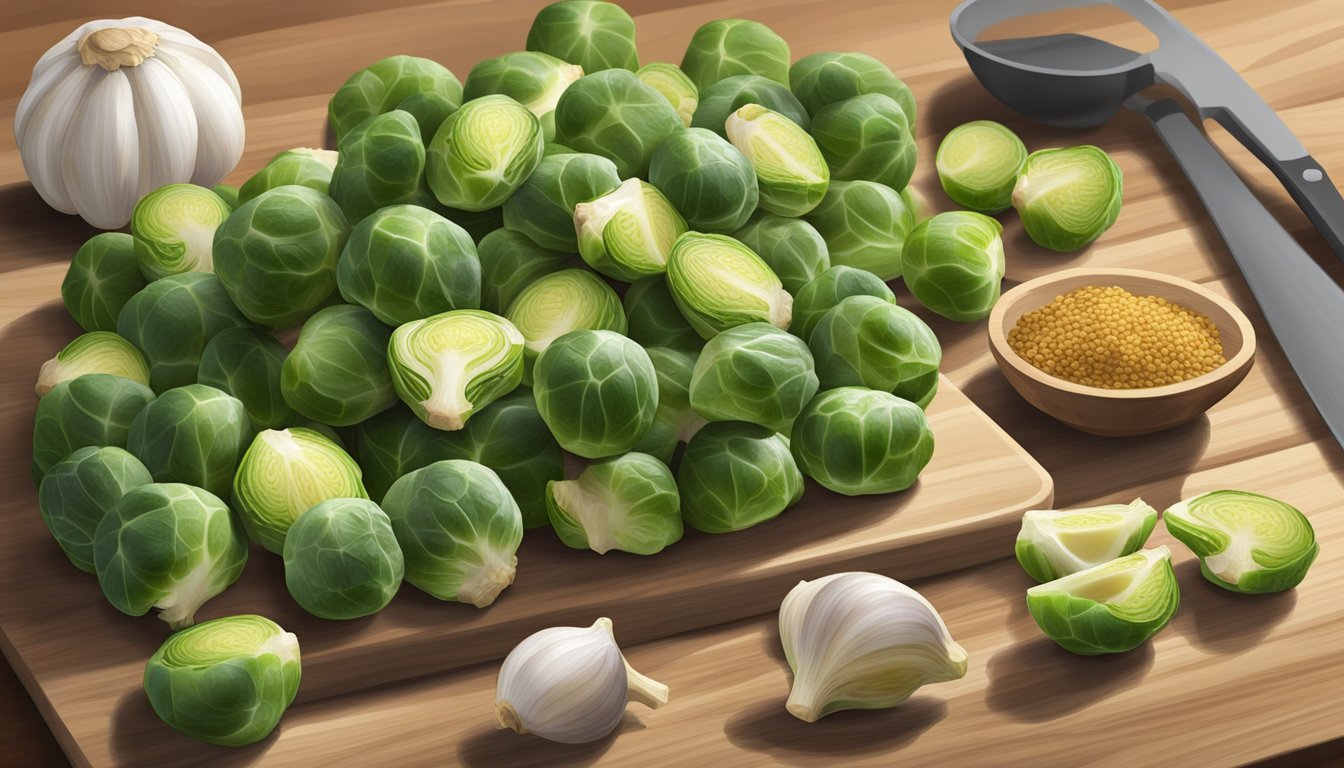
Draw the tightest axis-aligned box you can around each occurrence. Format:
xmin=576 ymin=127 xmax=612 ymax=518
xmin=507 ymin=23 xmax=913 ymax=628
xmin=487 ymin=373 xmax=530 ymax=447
xmin=127 ymin=384 xmax=251 ymax=499
xmin=239 ymin=149 xmax=339 ymax=206
xmin=130 ymin=184 xmax=232 ymax=281
xmin=143 ymin=615 xmax=300 ymax=746
xmin=791 ymin=387 xmax=933 ymax=495
xmin=382 ymin=459 xmax=524 ymax=607
xmin=116 ymin=272 xmax=250 ymax=392
xmin=811 ymin=94 xmax=917 ymax=191
xmin=623 ymin=275 xmax=702 ymax=353
xmin=443 ymin=205 xmax=506 ymax=244
xmin=281 ymin=305 xmax=397 ymax=427
xmin=31 ymin=373 xmax=155 ymax=483
xmin=727 ymin=104 xmax=830 ymax=217
xmin=503 ymin=152 xmax=621 ymax=252
xmin=901 ymin=211 xmax=1005 ymax=322
xmin=936 ymin=120 xmax=1027 ymax=213
xmin=632 ymin=346 xmax=705 ymax=463
xmin=35 ymin=332 xmax=149 ymax=397
xmin=554 ymin=69 xmax=684 ymax=178
xmin=649 ymin=127 xmax=758 ymax=233
xmin=38 ymin=446 xmax=152 ymax=573
xmin=678 ymin=421 xmax=803 ymax=533
xmin=804 ymin=180 xmax=913 ymax=280
xmin=1013 ymin=145 xmax=1124 ymax=252
xmin=789 ymin=265 xmax=897 ymax=342
xmin=212 ymin=184 xmax=240 ymax=211
xmin=731 ymin=213 xmax=830 ymax=293
xmin=575 ymin=179 xmax=687 ymax=280
xmin=328 ymin=110 xmax=431 ymax=225
xmin=544 ymin=142 xmax=576 ymax=156
xmin=62 ymin=233 xmax=147 ymax=332
xmin=1163 ymin=490 xmax=1319 ymax=594
xmin=680 ymin=19 xmax=790 ymax=91
xmin=427 ymin=95 xmax=546 ymax=212
xmin=666 ymin=232 xmax=792 ymax=338
xmin=533 ymin=330 xmax=658 ymax=458
xmin=548 ymin=452 xmax=683 ymax=555
xmin=233 ymin=427 xmax=368 ymax=553
xmin=900 ymin=184 xmax=931 ymax=226
xmin=691 ymin=75 xmax=810 ymax=138
xmin=1027 ymin=547 xmax=1180 ymax=655
xmin=1016 ymin=499 xmax=1159 ymax=584
xmin=93 ymin=482 xmax=248 ymax=629
xmin=396 ymin=91 xmax=458 ymax=144
xmin=636 ymin=63 xmax=698 ymax=126
xmin=338 ymin=204 xmax=481 ymax=325
xmin=526 ymin=0 xmax=639 ymax=73
xmin=477 ymin=229 xmax=582 ymax=314
xmin=388 ymin=310 xmax=525 ymax=430
xmin=506 ymin=269 xmax=626 ymax=376
xmin=809 ymin=296 xmax=941 ymax=407
xmin=283 ymin=498 xmax=403 ymax=619
xmin=213 ymin=185 xmax=350 ymax=328
xmin=789 ymin=52 xmax=917 ymax=128
xmin=464 ymin=51 xmax=585 ymax=141
xmin=197 ymin=327 xmax=295 ymax=431
xmin=691 ymin=323 xmax=818 ymax=433
xmin=329 ymin=55 xmax=463 ymax=144
xmin=350 ymin=405 xmax=456 ymax=503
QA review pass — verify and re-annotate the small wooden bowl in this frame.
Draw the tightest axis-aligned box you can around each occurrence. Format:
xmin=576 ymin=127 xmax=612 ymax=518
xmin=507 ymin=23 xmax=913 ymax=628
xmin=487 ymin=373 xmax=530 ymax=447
xmin=987 ymin=268 xmax=1256 ymax=436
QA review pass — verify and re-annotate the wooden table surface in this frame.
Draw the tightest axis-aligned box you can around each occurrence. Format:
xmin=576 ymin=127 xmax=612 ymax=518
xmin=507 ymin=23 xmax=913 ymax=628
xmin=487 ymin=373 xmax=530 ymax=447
xmin=3 ymin=0 xmax=1344 ymax=765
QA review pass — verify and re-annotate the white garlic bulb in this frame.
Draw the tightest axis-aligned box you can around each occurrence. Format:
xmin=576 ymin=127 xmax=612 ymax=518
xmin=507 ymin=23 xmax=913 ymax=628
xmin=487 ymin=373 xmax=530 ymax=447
xmin=780 ymin=572 xmax=968 ymax=722
xmin=14 ymin=17 xmax=245 ymax=229
xmin=495 ymin=617 xmax=668 ymax=744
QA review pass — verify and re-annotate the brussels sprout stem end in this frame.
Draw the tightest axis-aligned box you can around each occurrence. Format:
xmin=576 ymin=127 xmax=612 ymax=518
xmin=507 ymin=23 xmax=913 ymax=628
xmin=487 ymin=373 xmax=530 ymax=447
xmin=458 ymin=555 xmax=519 ymax=607
xmin=155 ymin=556 xmax=218 ymax=630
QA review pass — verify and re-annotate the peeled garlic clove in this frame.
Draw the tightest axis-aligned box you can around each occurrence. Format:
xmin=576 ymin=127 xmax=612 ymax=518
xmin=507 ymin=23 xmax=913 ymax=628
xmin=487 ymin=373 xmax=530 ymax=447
xmin=495 ymin=617 xmax=668 ymax=744
xmin=1015 ymin=498 xmax=1158 ymax=583
xmin=780 ymin=572 xmax=967 ymax=723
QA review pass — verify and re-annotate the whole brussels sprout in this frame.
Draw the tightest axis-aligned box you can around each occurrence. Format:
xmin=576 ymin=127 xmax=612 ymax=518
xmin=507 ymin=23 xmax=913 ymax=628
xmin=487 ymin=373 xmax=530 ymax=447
xmin=678 ymin=421 xmax=803 ymax=533
xmin=727 ymin=104 xmax=830 ymax=217
xmin=936 ymin=120 xmax=1028 ymax=214
xmin=1013 ymin=146 xmax=1123 ymax=252
xmin=338 ymin=204 xmax=481 ymax=325
xmin=197 ymin=327 xmax=295 ymax=431
xmin=649 ymin=127 xmax=758 ymax=233
xmin=239 ymin=148 xmax=340 ymax=205
xmin=790 ymin=265 xmax=897 ymax=341
xmin=632 ymin=346 xmax=705 ymax=463
xmin=38 ymin=446 xmax=152 ymax=573
xmin=35 ymin=331 xmax=149 ymax=397
xmin=548 ymin=452 xmax=683 ymax=555
xmin=789 ymin=52 xmax=917 ymax=128
xmin=636 ymin=63 xmax=698 ymax=126
xmin=328 ymin=110 xmax=431 ymax=225
xmin=127 ymin=384 xmax=251 ymax=499
xmin=731 ymin=213 xmax=830 ymax=293
xmin=502 ymin=151 xmax=621 ymax=252
xmin=554 ymin=69 xmax=684 ymax=178
xmin=505 ymin=269 xmax=626 ymax=376
xmin=575 ymin=178 xmax=687 ymax=281
xmin=130 ymin=183 xmax=232 ymax=281
xmin=804 ymin=180 xmax=914 ymax=280
xmin=692 ymin=75 xmax=810 ymax=137
xmin=283 ymin=498 xmax=404 ymax=620
xmin=680 ymin=18 xmax=790 ymax=91
xmin=328 ymin=55 xmax=463 ymax=144
xmin=396 ymin=91 xmax=458 ymax=144
xmin=62 ymin=232 xmax=146 ymax=332
xmin=477 ymin=229 xmax=583 ymax=314
xmin=443 ymin=205 xmax=505 ymax=244
xmin=809 ymin=296 xmax=942 ymax=407
xmin=901 ymin=211 xmax=1005 ymax=322
xmin=623 ymin=275 xmax=703 ymax=353
xmin=526 ymin=0 xmax=639 ymax=73
xmin=690 ymin=322 xmax=819 ymax=433
xmin=464 ymin=51 xmax=585 ymax=140
xmin=666 ymin=232 xmax=793 ymax=339
xmin=811 ymin=93 xmax=917 ymax=191
xmin=349 ymin=405 xmax=456 ymax=503
xmin=388 ymin=310 xmax=525 ymax=430
xmin=427 ymin=95 xmax=546 ymax=212
xmin=213 ymin=185 xmax=350 ymax=328
xmin=117 ymin=272 xmax=251 ymax=392
xmin=791 ymin=387 xmax=933 ymax=495
xmin=93 ymin=482 xmax=248 ymax=629
xmin=282 ymin=305 xmax=397 ymax=427
xmin=32 ymin=373 xmax=155 ymax=483
xmin=213 ymin=184 xmax=240 ymax=211
xmin=533 ymin=330 xmax=658 ymax=458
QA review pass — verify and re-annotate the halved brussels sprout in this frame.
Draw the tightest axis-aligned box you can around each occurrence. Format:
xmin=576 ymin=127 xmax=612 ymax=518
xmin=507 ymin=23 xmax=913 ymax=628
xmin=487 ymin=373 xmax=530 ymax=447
xmin=31 ymin=373 xmax=155 ymax=483
xmin=791 ymin=387 xmax=933 ymax=495
xmin=533 ymin=330 xmax=658 ymax=458
xmin=131 ymin=184 xmax=232 ymax=281
xmin=503 ymin=151 xmax=622 ymax=252
xmin=506 ymin=269 xmax=626 ymax=376
xmin=680 ymin=18 xmax=790 ymax=91
xmin=38 ymin=446 xmax=152 ymax=573
xmin=396 ymin=91 xmax=458 ymax=144
xmin=811 ymin=93 xmax=917 ymax=191
xmin=197 ymin=328 xmax=295 ymax=432
xmin=93 ymin=482 xmax=248 ymax=629
xmin=63 ymin=232 xmax=146 ymax=333
xmin=1013 ymin=145 xmax=1124 ymax=252
xmin=901 ymin=211 xmax=1005 ymax=322
xmin=789 ymin=265 xmax=897 ymax=342
xmin=632 ymin=346 xmax=705 ymax=463
xmin=623 ymin=275 xmax=703 ymax=353
xmin=349 ymin=405 xmax=456 ymax=503
xmin=731 ymin=214 xmax=830 ymax=294
xmin=388 ymin=309 xmax=526 ymax=430
xmin=127 ymin=384 xmax=251 ymax=499
xmin=649 ymin=127 xmax=758 ymax=233
xmin=548 ymin=452 xmax=683 ymax=555
xmin=727 ymin=104 xmax=830 ymax=217
xmin=678 ymin=421 xmax=804 ymax=533
xmin=809 ymin=296 xmax=941 ymax=407
xmin=526 ymin=0 xmax=639 ymax=73
xmin=477 ymin=229 xmax=583 ymax=314
xmin=382 ymin=459 xmax=524 ymax=607
xmin=36 ymin=331 xmax=149 ymax=397
xmin=1026 ymin=547 xmax=1180 ymax=655
xmin=1163 ymin=490 xmax=1319 ymax=593
xmin=575 ymin=178 xmax=687 ymax=280
xmin=281 ymin=305 xmax=397 ymax=427
xmin=936 ymin=120 xmax=1027 ymax=213
xmin=1016 ymin=499 xmax=1159 ymax=583
xmin=427 ymin=95 xmax=546 ymax=212
xmin=789 ymin=52 xmax=917 ymax=128
xmin=804 ymin=180 xmax=913 ymax=280
xmin=554 ymin=69 xmax=684 ymax=178
xmin=239 ymin=148 xmax=340 ymax=205
xmin=213 ymin=184 xmax=240 ymax=211
xmin=283 ymin=498 xmax=403 ymax=619
xmin=117 ymin=272 xmax=251 ymax=392
xmin=328 ymin=110 xmax=431 ymax=225
xmin=666 ymin=232 xmax=792 ymax=338
xmin=464 ymin=51 xmax=584 ymax=140
xmin=692 ymin=75 xmax=810 ymax=137
xmin=636 ymin=63 xmax=698 ymax=126
xmin=690 ymin=323 xmax=819 ymax=433
xmin=329 ymin=55 xmax=463 ymax=144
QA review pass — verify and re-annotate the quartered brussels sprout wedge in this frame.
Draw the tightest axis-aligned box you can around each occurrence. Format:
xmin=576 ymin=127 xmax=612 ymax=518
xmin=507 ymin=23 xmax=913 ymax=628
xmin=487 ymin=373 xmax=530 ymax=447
xmin=1164 ymin=491 xmax=1318 ymax=593
xmin=1016 ymin=499 xmax=1159 ymax=583
xmin=575 ymin=178 xmax=687 ymax=281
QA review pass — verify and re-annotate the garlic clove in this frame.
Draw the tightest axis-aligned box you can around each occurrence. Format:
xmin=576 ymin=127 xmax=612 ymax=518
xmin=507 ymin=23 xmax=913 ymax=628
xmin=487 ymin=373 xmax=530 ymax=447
xmin=126 ymin=58 xmax=200 ymax=197
xmin=16 ymin=59 xmax=99 ymax=215
xmin=155 ymin=48 xmax=244 ymax=186
xmin=62 ymin=72 xmax=140 ymax=230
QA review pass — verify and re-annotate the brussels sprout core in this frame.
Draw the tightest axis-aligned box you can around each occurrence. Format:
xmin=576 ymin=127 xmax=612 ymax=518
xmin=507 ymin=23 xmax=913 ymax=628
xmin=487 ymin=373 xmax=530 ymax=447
xmin=1163 ymin=490 xmax=1318 ymax=593
xmin=388 ymin=310 xmax=525 ymax=430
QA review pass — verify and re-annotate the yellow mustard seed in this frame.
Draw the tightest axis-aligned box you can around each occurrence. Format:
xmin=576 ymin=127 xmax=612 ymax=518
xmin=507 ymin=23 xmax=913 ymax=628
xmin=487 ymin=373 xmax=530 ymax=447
xmin=1007 ymin=285 xmax=1226 ymax=389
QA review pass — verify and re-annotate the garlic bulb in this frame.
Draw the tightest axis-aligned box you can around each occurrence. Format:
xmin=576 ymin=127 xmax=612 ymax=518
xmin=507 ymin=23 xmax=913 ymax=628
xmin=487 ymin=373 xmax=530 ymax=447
xmin=495 ymin=617 xmax=668 ymax=743
xmin=780 ymin=572 xmax=968 ymax=722
xmin=14 ymin=17 xmax=245 ymax=229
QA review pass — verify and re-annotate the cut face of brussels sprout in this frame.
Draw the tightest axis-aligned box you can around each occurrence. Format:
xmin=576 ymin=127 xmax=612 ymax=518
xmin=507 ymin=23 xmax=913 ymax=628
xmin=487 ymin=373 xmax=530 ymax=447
xmin=623 ymin=275 xmax=704 ymax=353
xmin=117 ymin=272 xmax=251 ymax=392
xmin=36 ymin=331 xmax=150 ymax=397
xmin=39 ymin=446 xmax=152 ymax=573
xmin=666 ymin=232 xmax=793 ymax=339
xmin=632 ymin=346 xmax=706 ymax=463
xmin=901 ymin=210 xmax=1005 ymax=322
xmin=503 ymin=151 xmax=622 ymax=252
xmin=213 ymin=185 xmax=240 ymax=211
xmin=936 ymin=120 xmax=1028 ymax=214
xmin=809 ymin=296 xmax=941 ymax=408
xmin=382 ymin=459 xmax=524 ymax=607
xmin=388 ymin=309 xmax=526 ymax=430
xmin=727 ymin=104 xmax=830 ymax=217
xmin=329 ymin=55 xmax=463 ymax=143
xmin=283 ymin=498 xmax=404 ymax=619
xmin=648 ymin=128 xmax=759 ymax=234
xmin=397 ymin=91 xmax=459 ymax=144
xmin=811 ymin=94 xmax=917 ymax=191
xmin=1013 ymin=145 xmax=1124 ymax=252
xmin=127 ymin=384 xmax=251 ymax=499
xmin=678 ymin=421 xmax=804 ymax=533
xmin=198 ymin=327 xmax=296 ymax=432
xmin=533 ymin=330 xmax=658 ymax=458
xmin=1026 ymin=547 xmax=1180 ymax=655
xmin=63 ymin=232 xmax=147 ymax=333
xmin=789 ymin=265 xmax=898 ymax=342
xmin=1163 ymin=490 xmax=1319 ymax=593
xmin=94 ymin=483 xmax=248 ymax=629
xmin=789 ymin=52 xmax=917 ymax=129
xmin=32 ymin=373 xmax=155 ymax=484
xmin=144 ymin=614 xmax=300 ymax=746
xmin=731 ymin=214 xmax=830 ymax=294
xmin=239 ymin=148 xmax=340 ymax=205
xmin=554 ymin=69 xmax=684 ymax=178
xmin=636 ymin=63 xmax=698 ymax=126
xmin=791 ymin=387 xmax=933 ymax=495
xmin=328 ymin=110 xmax=431 ymax=225
xmin=575 ymin=178 xmax=688 ymax=280
xmin=506 ymin=269 xmax=626 ymax=375
xmin=680 ymin=18 xmax=791 ymax=91
xmin=548 ymin=452 xmax=683 ymax=555
xmin=282 ymin=305 xmax=398 ymax=427
xmin=692 ymin=75 xmax=810 ymax=138
xmin=690 ymin=323 xmax=819 ymax=433
xmin=526 ymin=0 xmax=640 ymax=73
xmin=804 ymin=180 xmax=914 ymax=280
xmin=477 ymin=229 xmax=583 ymax=314
xmin=1016 ymin=499 xmax=1159 ymax=583
xmin=465 ymin=51 xmax=584 ymax=140
xmin=427 ymin=95 xmax=546 ymax=212
xmin=131 ymin=183 xmax=232 ymax=281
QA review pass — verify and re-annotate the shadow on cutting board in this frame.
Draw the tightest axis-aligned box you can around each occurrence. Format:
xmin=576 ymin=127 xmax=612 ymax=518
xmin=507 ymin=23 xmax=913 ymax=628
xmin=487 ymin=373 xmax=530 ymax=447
xmin=110 ymin=689 xmax=277 ymax=767
xmin=1167 ymin=559 xmax=1298 ymax=655
xmin=456 ymin=713 xmax=634 ymax=768
xmin=984 ymin=635 xmax=1154 ymax=722
xmin=723 ymin=695 xmax=946 ymax=762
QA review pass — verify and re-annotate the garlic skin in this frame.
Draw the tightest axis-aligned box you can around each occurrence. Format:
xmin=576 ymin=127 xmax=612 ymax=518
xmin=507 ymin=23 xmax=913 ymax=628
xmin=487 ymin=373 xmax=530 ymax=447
xmin=495 ymin=617 xmax=668 ymax=744
xmin=780 ymin=572 xmax=968 ymax=723
xmin=14 ymin=17 xmax=245 ymax=229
